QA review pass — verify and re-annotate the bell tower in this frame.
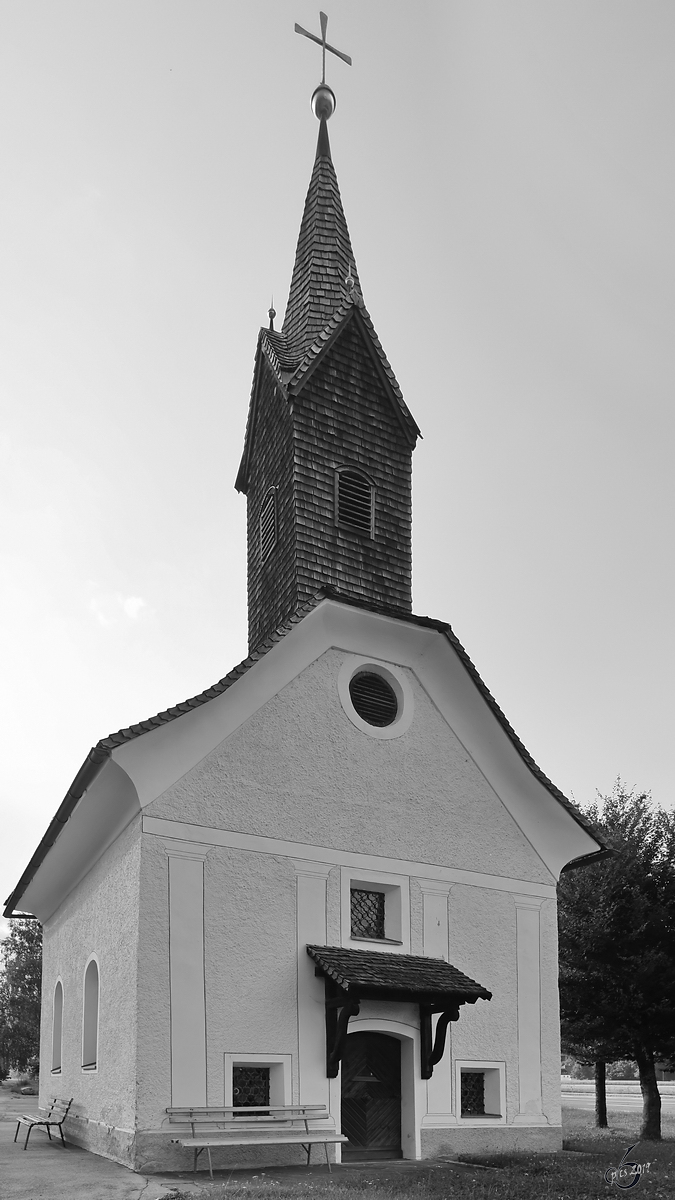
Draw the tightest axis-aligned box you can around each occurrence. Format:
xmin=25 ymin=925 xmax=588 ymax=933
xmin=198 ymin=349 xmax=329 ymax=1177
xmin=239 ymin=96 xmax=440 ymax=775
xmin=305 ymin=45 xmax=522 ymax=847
xmin=236 ymin=47 xmax=420 ymax=652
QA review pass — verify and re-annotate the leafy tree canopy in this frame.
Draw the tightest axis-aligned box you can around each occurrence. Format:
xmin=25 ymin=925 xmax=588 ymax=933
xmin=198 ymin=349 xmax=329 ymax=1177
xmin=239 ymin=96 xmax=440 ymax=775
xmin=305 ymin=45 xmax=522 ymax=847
xmin=0 ymin=918 xmax=42 ymax=1076
xmin=558 ymin=781 xmax=675 ymax=1138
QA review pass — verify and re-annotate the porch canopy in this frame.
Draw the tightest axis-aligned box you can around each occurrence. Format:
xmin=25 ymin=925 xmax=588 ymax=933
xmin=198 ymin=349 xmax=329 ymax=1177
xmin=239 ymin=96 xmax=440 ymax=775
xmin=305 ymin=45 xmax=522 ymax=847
xmin=306 ymin=945 xmax=492 ymax=1079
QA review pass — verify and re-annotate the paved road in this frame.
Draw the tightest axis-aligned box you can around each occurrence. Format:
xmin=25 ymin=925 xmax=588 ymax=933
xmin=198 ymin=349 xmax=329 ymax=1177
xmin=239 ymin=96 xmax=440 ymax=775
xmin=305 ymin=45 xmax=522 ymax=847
xmin=563 ymin=1090 xmax=675 ymax=1113
xmin=0 ymin=1085 xmax=176 ymax=1200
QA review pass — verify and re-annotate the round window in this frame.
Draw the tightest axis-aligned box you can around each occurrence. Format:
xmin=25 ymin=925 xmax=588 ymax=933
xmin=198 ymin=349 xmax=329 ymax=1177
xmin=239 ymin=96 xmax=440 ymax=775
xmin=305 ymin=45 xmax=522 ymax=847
xmin=348 ymin=671 xmax=398 ymax=727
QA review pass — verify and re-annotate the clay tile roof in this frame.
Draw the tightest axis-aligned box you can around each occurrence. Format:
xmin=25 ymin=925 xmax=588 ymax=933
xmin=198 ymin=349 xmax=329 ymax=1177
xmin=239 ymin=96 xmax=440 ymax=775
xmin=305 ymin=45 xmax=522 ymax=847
xmin=306 ymin=945 xmax=492 ymax=1002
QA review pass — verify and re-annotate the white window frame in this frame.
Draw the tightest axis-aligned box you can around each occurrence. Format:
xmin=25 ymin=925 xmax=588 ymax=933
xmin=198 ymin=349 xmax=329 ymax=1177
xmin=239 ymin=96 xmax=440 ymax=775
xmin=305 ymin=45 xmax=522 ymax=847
xmin=337 ymin=655 xmax=414 ymax=741
xmin=455 ymin=1060 xmax=506 ymax=1124
xmin=51 ymin=978 xmax=64 ymax=1075
xmin=81 ymin=954 xmax=100 ymax=1074
xmin=223 ymin=1053 xmax=292 ymax=1109
xmin=341 ymin=867 xmax=410 ymax=953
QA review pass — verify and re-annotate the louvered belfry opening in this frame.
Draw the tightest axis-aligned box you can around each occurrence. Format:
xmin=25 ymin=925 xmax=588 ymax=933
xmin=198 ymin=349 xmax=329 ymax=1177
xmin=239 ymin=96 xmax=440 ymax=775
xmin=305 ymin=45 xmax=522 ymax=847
xmin=259 ymin=488 xmax=277 ymax=563
xmin=349 ymin=672 xmax=398 ymax=727
xmin=336 ymin=469 xmax=373 ymax=535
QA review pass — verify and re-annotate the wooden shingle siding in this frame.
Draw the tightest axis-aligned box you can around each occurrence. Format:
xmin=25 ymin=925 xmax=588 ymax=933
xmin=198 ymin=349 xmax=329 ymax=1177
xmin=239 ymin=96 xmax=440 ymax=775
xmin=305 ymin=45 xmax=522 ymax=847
xmin=246 ymin=362 xmax=298 ymax=649
xmin=246 ymin=320 xmax=412 ymax=649
xmin=292 ymin=319 xmax=412 ymax=616
xmin=282 ymin=131 xmax=359 ymax=362
xmin=243 ymin=121 xmax=414 ymax=649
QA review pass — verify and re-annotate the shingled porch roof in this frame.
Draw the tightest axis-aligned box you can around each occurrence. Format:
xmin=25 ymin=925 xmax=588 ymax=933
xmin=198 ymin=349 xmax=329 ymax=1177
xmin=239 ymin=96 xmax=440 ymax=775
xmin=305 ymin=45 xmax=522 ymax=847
xmin=307 ymin=945 xmax=492 ymax=1004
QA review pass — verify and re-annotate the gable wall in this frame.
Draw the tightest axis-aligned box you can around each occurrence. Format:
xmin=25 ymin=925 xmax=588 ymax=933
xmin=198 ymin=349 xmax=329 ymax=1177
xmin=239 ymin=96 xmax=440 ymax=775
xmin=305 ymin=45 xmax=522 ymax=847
xmin=147 ymin=649 xmax=552 ymax=886
xmin=293 ymin=319 xmax=413 ymax=613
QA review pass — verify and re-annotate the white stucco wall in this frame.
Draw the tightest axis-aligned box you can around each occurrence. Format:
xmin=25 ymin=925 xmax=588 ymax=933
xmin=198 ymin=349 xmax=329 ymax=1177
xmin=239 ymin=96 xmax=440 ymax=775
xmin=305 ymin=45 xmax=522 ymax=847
xmin=39 ymin=815 xmax=142 ymax=1165
xmin=134 ymin=830 xmax=171 ymax=1154
xmin=36 ymin=638 xmax=566 ymax=1171
xmin=145 ymin=649 xmax=554 ymax=886
xmin=204 ymin=847 xmax=298 ymax=1097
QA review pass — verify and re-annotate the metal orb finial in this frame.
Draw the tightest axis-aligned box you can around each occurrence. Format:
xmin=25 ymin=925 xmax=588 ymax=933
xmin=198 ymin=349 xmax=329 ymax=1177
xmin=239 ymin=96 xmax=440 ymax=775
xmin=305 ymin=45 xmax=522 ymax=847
xmin=295 ymin=13 xmax=351 ymax=120
xmin=312 ymin=83 xmax=336 ymax=121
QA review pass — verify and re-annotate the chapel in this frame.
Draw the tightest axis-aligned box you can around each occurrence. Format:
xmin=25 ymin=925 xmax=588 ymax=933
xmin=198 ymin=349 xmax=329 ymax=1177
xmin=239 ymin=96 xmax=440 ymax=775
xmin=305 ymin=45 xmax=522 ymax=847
xmin=5 ymin=46 xmax=607 ymax=1172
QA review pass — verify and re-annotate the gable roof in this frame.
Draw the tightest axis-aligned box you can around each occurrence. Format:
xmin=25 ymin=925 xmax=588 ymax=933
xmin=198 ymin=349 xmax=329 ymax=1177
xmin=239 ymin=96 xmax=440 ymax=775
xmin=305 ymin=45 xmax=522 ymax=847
xmin=3 ymin=588 xmax=609 ymax=919
xmin=235 ymin=299 xmax=419 ymax=494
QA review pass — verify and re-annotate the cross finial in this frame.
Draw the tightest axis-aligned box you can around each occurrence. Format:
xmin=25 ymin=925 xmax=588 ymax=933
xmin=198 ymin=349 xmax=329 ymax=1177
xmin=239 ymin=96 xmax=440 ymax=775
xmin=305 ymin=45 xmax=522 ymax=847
xmin=295 ymin=12 xmax=352 ymax=86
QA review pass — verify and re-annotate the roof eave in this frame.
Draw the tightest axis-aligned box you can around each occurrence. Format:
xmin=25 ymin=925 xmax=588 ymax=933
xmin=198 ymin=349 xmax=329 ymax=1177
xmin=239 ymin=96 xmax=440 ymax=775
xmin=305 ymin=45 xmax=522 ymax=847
xmin=236 ymin=331 xmax=296 ymax=495
xmin=3 ymin=745 xmax=111 ymax=919
xmin=559 ymin=847 xmax=616 ymax=873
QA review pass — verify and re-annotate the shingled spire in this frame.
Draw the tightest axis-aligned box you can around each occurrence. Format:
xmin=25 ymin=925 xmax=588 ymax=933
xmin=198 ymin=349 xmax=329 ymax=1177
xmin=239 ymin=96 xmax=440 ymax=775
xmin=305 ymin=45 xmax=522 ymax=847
xmin=282 ymin=117 xmax=361 ymax=359
xmin=237 ymin=81 xmax=420 ymax=652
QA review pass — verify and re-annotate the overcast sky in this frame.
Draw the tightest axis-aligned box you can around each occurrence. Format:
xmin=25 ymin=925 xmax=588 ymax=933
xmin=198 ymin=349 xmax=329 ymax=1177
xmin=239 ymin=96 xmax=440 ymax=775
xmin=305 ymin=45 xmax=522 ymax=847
xmin=1 ymin=1 xmax=673 ymax=933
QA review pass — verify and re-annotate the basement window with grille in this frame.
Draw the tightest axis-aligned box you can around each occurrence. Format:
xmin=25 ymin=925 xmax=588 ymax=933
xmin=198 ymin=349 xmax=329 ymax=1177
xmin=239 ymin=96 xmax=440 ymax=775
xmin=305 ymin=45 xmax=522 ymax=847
xmin=259 ymin=488 xmax=277 ymax=563
xmin=233 ymin=1066 xmax=270 ymax=1113
xmin=335 ymin=468 xmax=374 ymax=536
xmin=456 ymin=1062 xmax=505 ymax=1122
xmin=224 ymin=1054 xmax=292 ymax=1110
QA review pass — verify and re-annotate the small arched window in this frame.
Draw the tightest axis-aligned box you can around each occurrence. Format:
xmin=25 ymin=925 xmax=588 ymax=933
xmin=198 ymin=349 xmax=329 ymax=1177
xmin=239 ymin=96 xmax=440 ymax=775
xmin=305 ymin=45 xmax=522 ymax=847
xmin=52 ymin=980 xmax=63 ymax=1073
xmin=259 ymin=488 xmax=277 ymax=562
xmin=82 ymin=958 xmax=99 ymax=1071
xmin=335 ymin=469 xmax=374 ymax=536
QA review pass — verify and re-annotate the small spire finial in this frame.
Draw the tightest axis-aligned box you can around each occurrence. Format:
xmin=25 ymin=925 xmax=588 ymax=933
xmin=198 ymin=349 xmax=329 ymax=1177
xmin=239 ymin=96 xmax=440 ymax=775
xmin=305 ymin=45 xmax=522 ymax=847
xmin=268 ymin=297 xmax=276 ymax=331
xmin=294 ymin=12 xmax=351 ymax=120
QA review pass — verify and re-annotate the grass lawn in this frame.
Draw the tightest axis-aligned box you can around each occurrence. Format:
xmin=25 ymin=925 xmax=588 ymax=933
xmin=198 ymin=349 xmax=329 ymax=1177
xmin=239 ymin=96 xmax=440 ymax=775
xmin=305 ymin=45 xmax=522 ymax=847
xmin=166 ymin=1109 xmax=675 ymax=1200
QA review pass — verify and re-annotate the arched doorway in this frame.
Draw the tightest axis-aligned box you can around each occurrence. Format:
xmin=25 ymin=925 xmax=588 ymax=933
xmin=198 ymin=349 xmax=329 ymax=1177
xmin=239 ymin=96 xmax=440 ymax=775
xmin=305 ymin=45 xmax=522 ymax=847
xmin=341 ymin=1031 xmax=402 ymax=1161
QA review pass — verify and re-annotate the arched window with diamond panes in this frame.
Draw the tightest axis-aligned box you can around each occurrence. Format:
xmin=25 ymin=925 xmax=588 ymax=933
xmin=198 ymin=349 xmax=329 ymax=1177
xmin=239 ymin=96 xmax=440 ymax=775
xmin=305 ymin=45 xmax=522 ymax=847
xmin=335 ymin=467 xmax=374 ymax=536
xmin=259 ymin=488 xmax=277 ymax=563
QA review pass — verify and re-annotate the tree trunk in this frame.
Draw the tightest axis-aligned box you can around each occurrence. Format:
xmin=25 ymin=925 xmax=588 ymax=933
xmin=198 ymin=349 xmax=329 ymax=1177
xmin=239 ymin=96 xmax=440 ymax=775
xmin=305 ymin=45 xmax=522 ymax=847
xmin=595 ymin=1060 xmax=608 ymax=1128
xmin=635 ymin=1046 xmax=661 ymax=1141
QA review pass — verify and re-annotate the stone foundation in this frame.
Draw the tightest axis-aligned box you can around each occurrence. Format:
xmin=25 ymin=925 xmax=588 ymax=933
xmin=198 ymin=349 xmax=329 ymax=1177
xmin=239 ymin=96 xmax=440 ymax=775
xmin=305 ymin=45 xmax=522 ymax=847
xmin=62 ymin=1113 xmax=135 ymax=1168
xmin=420 ymin=1125 xmax=563 ymax=1157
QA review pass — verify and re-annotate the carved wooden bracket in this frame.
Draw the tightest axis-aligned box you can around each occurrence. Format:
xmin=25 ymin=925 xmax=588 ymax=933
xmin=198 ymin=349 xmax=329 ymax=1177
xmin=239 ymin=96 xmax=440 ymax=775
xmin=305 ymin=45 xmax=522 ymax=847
xmin=420 ymin=1003 xmax=460 ymax=1079
xmin=325 ymin=989 xmax=361 ymax=1078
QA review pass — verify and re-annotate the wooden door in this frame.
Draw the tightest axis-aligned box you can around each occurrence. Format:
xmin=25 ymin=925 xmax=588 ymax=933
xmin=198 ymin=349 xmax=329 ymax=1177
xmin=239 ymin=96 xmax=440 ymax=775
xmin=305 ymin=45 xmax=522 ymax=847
xmin=341 ymin=1032 xmax=402 ymax=1161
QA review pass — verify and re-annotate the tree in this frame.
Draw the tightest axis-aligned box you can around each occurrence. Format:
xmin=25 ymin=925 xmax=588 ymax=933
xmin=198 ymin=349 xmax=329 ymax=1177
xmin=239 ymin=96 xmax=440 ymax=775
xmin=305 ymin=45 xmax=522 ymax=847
xmin=0 ymin=918 xmax=42 ymax=1075
xmin=558 ymin=782 xmax=675 ymax=1141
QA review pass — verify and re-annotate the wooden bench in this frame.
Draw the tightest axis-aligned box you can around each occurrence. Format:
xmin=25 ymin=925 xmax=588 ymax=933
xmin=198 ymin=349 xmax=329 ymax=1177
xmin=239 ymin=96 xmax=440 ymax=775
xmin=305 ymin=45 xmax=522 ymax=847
xmin=14 ymin=1097 xmax=73 ymax=1150
xmin=166 ymin=1104 xmax=348 ymax=1178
